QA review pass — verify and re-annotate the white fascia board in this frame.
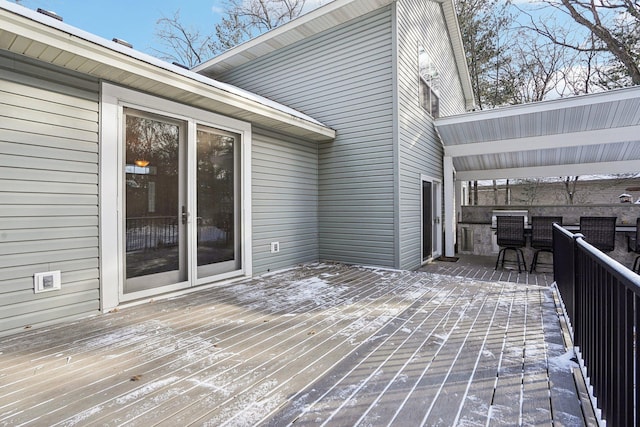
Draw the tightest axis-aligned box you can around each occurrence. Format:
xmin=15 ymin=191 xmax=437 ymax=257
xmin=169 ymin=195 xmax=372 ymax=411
xmin=0 ymin=2 xmax=335 ymax=140
xmin=439 ymin=0 xmax=475 ymax=110
xmin=444 ymin=125 xmax=640 ymax=157
xmin=455 ymin=159 xmax=640 ymax=181
xmin=437 ymin=86 xmax=640 ymax=126
xmin=193 ymin=0 xmax=394 ymax=74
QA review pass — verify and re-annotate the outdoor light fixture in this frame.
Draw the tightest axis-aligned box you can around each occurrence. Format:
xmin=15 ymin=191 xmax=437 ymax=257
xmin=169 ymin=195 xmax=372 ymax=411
xmin=134 ymin=159 xmax=150 ymax=167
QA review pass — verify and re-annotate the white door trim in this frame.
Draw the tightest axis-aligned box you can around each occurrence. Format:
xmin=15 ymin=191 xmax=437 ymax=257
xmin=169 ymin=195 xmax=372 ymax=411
xmin=99 ymin=83 xmax=252 ymax=311
xmin=420 ymin=174 xmax=442 ymax=264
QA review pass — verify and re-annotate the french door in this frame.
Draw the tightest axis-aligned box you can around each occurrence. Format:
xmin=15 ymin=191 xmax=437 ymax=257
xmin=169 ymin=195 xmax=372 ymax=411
xmin=123 ymin=108 xmax=240 ymax=294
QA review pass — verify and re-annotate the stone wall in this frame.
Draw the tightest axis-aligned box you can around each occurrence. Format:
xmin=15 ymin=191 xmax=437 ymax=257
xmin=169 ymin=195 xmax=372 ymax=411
xmin=460 ymin=204 xmax=640 ymax=226
xmin=457 ymin=204 xmax=640 ymax=271
xmin=472 ymin=178 xmax=640 ymax=206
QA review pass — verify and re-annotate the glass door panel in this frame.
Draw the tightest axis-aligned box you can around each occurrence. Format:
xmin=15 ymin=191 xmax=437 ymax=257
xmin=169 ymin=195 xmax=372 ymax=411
xmin=422 ymin=180 xmax=433 ymax=261
xmin=196 ymin=125 xmax=240 ymax=278
xmin=124 ymin=110 xmax=186 ymax=293
xmin=432 ymin=182 xmax=439 ymax=256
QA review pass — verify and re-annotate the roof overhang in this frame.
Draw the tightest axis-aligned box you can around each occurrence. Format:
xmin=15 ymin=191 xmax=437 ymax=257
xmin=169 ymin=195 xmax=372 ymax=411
xmin=194 ymin=0 xmax=475 ymax=110
xmin=437 ymin=0 xmax=475 ymax=111
xmin=194 ymin=0 xmax=395 ymax=76
xmin=0 ymin=1 xmax=336 ymax=142
xmin=435 ymin=87 xmax=640 ymax=181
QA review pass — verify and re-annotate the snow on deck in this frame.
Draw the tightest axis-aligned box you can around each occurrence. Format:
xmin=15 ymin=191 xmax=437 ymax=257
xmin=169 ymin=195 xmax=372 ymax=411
xmin=0 ymin=263 xmax=590 ymax=426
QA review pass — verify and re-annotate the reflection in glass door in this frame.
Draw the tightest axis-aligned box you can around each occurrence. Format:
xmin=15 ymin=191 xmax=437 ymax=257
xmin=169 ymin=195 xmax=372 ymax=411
xmin=196 ymin=126 xmax=240 ymax=278
xmin=124 ymin=109 xmax=186 ymax=293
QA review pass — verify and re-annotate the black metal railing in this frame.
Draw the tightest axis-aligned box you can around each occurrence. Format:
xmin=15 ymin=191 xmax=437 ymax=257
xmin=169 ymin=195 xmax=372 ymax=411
xmin=126 ymin=216 xmax=179 ymax=252
xmin=553 ymin=223 xmax=640 ymax=426
xmin=553 ymin=225 xmax=577 ymax=322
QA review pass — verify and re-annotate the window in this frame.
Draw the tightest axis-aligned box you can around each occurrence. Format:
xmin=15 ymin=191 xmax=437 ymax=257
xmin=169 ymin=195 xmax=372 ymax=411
xmin=419 ymin=46 xmax=440 ymax=118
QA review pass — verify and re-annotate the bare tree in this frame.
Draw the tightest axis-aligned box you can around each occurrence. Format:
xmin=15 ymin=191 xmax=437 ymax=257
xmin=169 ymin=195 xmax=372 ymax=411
xmin=211 ymin=0 xmax=309 ymax=52
xmin=528 ymin=0 xmax=640 ymax=87
xmin=152 ymin=11 xmax=218 ymax=67
xmin=562 ymin=176 xmax=580 ymax=204
xmin=154 ymin=0 xmax=315 ymax=67
xmin=492 ymin=180 xmax=499 ymax=205
xmin=504 ymin=179 xmax=510 ymax=205
xmin=457 ymin=0 xmax=582 ymax=106
xmin=473 ymin=181 xmax=479 ymax=205
xmin=223 ymin=0 xmax=307 ymax=32
xmin=503 ymin=30 xmax=567 ymax=103
xmin=517 ymin=178 xmax=542 ymax=205
xmin=557 ymin=33 xmax=600 ymax=95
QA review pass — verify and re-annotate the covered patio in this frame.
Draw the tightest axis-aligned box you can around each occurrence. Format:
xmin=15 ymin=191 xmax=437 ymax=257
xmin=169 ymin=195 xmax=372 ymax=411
xmin=435 ymin=85 xmax=640 ymax=259
xmin=430 ymin=86 xmax=640 ymax=426
xmin=0 ymin=263 xmax=594 ymax=426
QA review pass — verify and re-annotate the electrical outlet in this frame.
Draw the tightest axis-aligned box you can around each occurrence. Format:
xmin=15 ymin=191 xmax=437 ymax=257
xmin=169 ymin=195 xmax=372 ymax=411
xmin=34 ymin=271 xmax=61 ymax=293
xmin=270 ymin=242 xmax=280 ymax=253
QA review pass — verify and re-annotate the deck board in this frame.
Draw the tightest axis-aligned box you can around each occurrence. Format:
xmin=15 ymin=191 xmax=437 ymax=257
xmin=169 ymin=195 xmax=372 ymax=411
xmin=482 ymin=287 xmax=528 ymax=426
xmin=418 ymin=254 xmax=553 ymax=287
xmin=521 ymin=289 xmax=553 ymax=426
xmin=0 ymin=263 xmax=591 ymax=426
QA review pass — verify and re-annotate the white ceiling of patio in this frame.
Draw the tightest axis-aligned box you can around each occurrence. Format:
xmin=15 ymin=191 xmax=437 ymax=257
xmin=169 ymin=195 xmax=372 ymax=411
xmin=435 ymin=86 xmax=640 ymax=181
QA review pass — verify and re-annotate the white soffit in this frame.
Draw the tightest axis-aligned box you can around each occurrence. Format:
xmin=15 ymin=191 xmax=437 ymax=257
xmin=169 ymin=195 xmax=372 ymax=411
xmin=435 ymin=86 xmax=640 ymax=180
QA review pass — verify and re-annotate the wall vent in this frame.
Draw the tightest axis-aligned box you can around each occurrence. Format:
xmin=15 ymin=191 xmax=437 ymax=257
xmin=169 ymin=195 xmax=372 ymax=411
xmin=270 ymin=242 xmax=280 ymax=253
xmin=34 ymin=271 xmax=62 ymax=293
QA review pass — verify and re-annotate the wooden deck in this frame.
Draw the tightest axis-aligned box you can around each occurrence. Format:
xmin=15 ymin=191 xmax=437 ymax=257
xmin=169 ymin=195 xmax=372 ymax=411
xmin=417 ymin=254 xmax=555 ymax=287
xmin=0 ymin=263 xmax=594 ymax=426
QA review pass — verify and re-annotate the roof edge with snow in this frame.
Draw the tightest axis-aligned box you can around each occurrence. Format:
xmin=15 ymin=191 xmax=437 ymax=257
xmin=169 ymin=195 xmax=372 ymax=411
xmin=0 ymin=0 xmax=336 ymax=142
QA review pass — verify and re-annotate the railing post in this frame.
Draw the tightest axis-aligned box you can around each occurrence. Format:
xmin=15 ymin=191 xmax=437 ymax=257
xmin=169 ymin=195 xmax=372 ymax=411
xmin=552 ymin=225 xmax=581 ymax=330
xmin=571 ymin=233 xmax=583 ymax=348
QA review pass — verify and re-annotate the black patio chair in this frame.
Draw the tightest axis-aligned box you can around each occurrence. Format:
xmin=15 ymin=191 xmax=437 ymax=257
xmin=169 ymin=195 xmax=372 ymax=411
xmin=495 ymin=215 xmax=527 ymax=273
xmin=529 ymin=216 xmax=563 ymax=273
xmin=579 ymin=216 xmax=617 ymax=252
xmin=628 ymin=217 xmax=640 ymax=273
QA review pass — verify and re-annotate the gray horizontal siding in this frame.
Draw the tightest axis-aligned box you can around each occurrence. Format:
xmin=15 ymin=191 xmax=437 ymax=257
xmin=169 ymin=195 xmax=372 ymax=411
xmin=251 ymin=129 xmax=319 ymax=274
xmin=0 ymin=249 xmax=100 ymax=270
xmin=216 ymin=7 xmax=397 ymax=268
xmin=0 ymin=51 xmax=100 ymax=337
xmin=396 ymin=0 xmax=468 ymax=270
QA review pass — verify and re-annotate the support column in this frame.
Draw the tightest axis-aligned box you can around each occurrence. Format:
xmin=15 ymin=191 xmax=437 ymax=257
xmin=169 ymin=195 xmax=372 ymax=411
xmin=444 ymin=156 xmax=455 ymax=257
xmin=455 ymin=180 xmax=462 ymax=224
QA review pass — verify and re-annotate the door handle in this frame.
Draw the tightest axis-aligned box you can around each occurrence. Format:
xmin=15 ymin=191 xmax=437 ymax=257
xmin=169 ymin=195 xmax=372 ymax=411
xmin=181 ymin=206 xmax=189 ymax=224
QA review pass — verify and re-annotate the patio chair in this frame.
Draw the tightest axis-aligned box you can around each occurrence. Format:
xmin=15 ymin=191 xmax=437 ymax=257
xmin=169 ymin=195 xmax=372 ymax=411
xmin=495 ymin=215 xmax=527 ymax=273
xmin=579 ymin=216 xmax=617 ymax=252
xmin=529 ymin=216 xmax=563 ymax=273
xmin=628 ymin=217 xmax=640 ymax=273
